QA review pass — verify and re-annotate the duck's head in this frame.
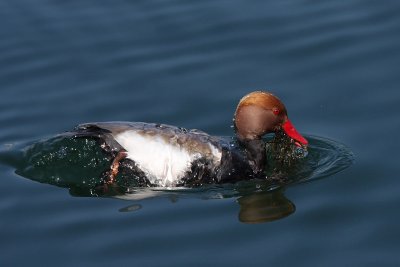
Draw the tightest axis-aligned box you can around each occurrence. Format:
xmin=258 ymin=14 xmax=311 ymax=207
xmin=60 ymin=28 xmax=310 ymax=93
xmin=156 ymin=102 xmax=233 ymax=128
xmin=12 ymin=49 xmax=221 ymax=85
xmin=233 ymin=91 xmax=308 ymax=147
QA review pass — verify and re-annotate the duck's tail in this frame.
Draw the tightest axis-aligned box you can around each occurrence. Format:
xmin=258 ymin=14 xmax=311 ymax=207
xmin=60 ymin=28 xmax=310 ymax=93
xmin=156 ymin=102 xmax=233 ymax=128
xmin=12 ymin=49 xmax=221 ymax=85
xmin=63 ymin=124 xmax=124 ymax=156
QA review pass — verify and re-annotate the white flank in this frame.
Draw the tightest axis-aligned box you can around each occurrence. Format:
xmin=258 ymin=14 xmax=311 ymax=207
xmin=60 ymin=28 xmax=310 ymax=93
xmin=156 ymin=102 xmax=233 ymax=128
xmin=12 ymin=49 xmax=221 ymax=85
xmin=114 ymin=131 xmax=202 ymax=186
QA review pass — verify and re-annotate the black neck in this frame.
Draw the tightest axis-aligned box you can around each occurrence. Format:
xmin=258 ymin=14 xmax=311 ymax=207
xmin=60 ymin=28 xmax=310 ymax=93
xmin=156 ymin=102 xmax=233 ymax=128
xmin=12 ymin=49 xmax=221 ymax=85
xmin=238 ymin=138 xmax=266 ymax=175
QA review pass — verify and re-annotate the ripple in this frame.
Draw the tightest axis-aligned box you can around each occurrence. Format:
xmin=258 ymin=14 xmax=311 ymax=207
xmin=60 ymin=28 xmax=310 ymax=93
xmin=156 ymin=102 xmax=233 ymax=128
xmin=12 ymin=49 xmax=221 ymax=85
xmin=1 ymin=133 xmax=353 ymax=225
xmin=1 ymin=135 xmax=353 ymax=201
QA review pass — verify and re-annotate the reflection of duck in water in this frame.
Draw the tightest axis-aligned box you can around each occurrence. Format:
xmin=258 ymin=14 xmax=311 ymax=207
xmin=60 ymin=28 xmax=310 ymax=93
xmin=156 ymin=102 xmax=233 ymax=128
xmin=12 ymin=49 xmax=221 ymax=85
xmin=237 ymin=190 xmax=295 ymax=223
xmin=71 ymin=91 xmax=308 ymax=187
xmin=116 ymin=189 xmax=295 ymax=224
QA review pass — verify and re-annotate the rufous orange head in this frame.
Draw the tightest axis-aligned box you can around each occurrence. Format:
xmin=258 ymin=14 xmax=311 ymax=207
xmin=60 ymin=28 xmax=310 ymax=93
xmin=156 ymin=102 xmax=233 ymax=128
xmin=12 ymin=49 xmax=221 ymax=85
xmin=233 ymin=91 xmax=308 ymax=146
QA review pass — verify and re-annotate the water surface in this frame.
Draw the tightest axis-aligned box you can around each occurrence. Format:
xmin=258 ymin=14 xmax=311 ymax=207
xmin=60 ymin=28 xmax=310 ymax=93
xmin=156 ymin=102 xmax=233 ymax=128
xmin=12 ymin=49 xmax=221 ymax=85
xmin=1 ymin=0 xmax=400 ymax=266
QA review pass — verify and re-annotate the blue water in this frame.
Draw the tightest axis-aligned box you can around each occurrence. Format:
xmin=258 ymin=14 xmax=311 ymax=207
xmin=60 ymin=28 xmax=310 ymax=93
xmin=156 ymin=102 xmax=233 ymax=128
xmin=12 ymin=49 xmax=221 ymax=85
xmin=1 ymin=0 xmax=400 ymax=266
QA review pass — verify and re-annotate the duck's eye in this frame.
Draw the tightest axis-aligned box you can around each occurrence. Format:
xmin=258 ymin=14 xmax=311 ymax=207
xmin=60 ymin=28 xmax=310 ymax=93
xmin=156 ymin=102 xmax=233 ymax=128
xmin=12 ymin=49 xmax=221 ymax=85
xmin=272 ymin=108 xmax=280 ymax=115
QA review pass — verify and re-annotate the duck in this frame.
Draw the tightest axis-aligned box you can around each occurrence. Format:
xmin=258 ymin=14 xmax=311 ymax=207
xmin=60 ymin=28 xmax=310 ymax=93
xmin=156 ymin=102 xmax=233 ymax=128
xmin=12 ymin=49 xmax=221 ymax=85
xmin=71 ymin=91 xmax=308 ymax=187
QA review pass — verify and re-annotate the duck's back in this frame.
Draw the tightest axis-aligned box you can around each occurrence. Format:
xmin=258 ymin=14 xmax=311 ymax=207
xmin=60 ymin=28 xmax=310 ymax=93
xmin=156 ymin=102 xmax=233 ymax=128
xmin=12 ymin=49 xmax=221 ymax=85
xmin=74 ymin=122 xmax=223 ymax=186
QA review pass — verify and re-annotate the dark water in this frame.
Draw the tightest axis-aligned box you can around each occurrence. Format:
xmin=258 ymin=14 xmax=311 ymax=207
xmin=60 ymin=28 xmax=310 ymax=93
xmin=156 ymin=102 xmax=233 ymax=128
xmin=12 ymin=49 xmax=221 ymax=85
xmin=1 ymin=0 xmax=399 ymax=266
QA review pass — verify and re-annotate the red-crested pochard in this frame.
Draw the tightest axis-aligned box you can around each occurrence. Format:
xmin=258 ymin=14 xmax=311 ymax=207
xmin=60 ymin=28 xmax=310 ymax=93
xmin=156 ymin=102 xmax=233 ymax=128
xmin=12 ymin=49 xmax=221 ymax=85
xmin=72 ymin=91 xmax=308 ymax=187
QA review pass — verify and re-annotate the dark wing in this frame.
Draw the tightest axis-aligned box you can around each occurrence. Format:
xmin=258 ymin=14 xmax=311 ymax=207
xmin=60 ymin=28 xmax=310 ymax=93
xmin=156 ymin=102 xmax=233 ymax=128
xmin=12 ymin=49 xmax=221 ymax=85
xmin=63 ymin=121 xmax=148 ymax=153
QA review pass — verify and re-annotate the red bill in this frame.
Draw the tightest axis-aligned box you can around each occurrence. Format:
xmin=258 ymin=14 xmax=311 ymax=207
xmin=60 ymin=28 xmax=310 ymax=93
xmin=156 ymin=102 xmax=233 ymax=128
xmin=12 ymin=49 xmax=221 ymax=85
xmin=282 ymin=119 xmax=308 ymax=146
